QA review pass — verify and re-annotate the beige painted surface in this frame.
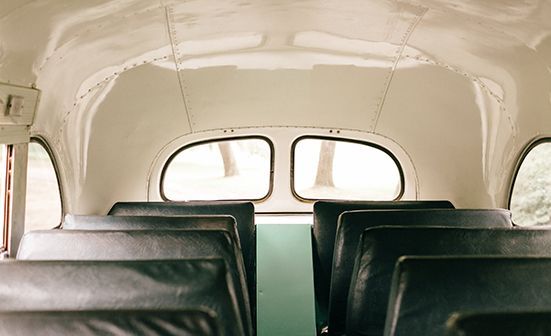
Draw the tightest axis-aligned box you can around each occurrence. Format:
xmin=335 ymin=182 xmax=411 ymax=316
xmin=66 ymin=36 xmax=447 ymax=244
xmin=0 ymin=0 xmax=549 ymax=213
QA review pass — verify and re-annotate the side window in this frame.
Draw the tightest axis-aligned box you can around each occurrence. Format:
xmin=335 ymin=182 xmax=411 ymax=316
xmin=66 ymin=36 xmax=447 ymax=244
xmin=162 ymin=137 xmax=272 ymax=201
xmin=25 ymin=141 xmax=62 ymax=232
xmin=510 ymin=141 xmax=551 ymax=226
xmin=292 ymin=137 xmax=403 ymax=201
xmin=1 ymin=144 xmax=9 ymax=250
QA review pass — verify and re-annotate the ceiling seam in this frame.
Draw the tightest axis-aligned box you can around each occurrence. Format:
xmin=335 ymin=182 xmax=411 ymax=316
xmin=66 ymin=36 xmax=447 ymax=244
xmin=164 ymin=5 xmax=194 ymax=133
xmin=372 ymin=6 xmax=428 ymax=132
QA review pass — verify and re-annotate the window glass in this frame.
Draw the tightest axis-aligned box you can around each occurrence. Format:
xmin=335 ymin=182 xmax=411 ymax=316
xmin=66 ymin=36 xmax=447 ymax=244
xmin=511 ymin=141 xmax=551 ymax=226
xmin=163 ymin=138 xmax=272 ymax=201
xmin=25 ymin=142 xmax=62 ymax=232
xmin=293 ymin=138 xmax=402 ymax=200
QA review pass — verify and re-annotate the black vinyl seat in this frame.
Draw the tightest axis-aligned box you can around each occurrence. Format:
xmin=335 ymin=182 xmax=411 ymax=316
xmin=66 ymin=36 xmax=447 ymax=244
xmin=0 ymin=259 xmax=244 ymax=336
xmin=0 ymin=309 xmax=221 ymax=336
xmin=17 ymin=230 xmax=252 ymax=336
xmin=312 ymin=200 xmax=454 ymax=329
xmin=108 ymin=201 xmax=256 ymax=304
xmin=64 ymin=214 xmax=241 ymax=248
xmin=346 ymin=227 xmax=551 ymax=336
xmin=446 ymin=311 xmax=551 ymax=336
xmin=329 ymin=208 xmax=512 ymax=335
xmin=385 ymin=257 xmax=551 ymax=336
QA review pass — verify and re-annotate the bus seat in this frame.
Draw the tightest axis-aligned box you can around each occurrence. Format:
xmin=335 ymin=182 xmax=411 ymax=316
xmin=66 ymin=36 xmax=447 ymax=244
xmin=64 ymin=214 xmax=240 ymax=247
xmin=312 ymin=200 xmax=454 ymax=329
xmin=329 ymin=208 xmax=512 ymax=335
xmin=108 ymin=201 xmax=256 ymax=300
xmin=385 ymin=256 xmax=551 ymax=336
xmin=17 ymin=230 xmax=252 ymax=336
xmin=0 ymin=309 xmax=221 ymax=336
xmin=446 ymin=311 xmax=551 ymax=336
xmin=346 ymin=226 xmax=549 ymax=336
xmin=0 ymin=259 xmax=244 ymax=336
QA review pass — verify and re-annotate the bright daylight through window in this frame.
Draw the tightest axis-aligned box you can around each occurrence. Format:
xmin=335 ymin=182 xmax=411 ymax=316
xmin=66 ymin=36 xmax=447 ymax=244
xmin=25 ymin=141 xmax=62 ymax=232
xmin=511 ymin=141 xmax=551 ymax=226
xmin=163 ymin=138 xmax=272 ymax=201
xmin=293 ymin=138 xmax=402 ymax=200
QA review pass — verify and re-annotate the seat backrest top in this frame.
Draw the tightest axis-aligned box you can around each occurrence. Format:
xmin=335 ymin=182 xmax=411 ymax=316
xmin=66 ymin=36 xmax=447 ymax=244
xmin=347 ymin=227 xmax=551 ymax=336
xmin=329 ymin=208 xmax=511 ymax=335
xmin=17 ymin=229 xmax=251 ymax=336
xmin=311 ymin=200 xmax=454 ymax=326
xmin=0 ymin=259 xmax=243 ymax=336
xmin=446 ymin=311 xmax=551 ymax=336
xmin=386 ymin=256 xmax=551 ymax=336
xmin=64 ymin=214 xmax=239 ymax=246
xmin=0 ymin=309 xmax=221 ymax=336
xmin=108 ymin=201 xmax=254 ymax=251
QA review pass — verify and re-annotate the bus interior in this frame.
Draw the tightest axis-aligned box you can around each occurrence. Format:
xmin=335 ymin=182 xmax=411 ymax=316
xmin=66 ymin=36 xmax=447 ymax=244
xmin=0 ymin=0 xmax=551 ymax=335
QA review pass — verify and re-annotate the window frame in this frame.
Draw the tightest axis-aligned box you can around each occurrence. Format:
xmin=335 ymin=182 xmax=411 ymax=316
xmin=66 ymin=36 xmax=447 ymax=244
xmin=160 ymin=135 xmax=275 ymax=202
xmin=508 ymin=137 xmax=551 ymax=221
xmin=290 ymin=135 xmax=405 ymax=202
xmin=28 ymin=137 xmax=64 ymax=229
xmin=1 ymin=144 xmax=13 ymax=252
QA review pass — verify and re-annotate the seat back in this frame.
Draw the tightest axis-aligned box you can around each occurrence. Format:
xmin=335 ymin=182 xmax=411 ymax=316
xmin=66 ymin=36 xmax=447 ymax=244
xmin=17 ymin=230 xmax=251 ymax=336
xmin=312 ymin=200 xmax=454 ymax=327
xmin=347 ymin=227 xmax=551 ymax=336
xmin=386 ymin=257 xmax=551 ymax=336
xmin=64 ymin=214 xmax=240 ymax=247
xmin=329 ymin=209 xmax=511 ymax=334
xmin=108 ymin=201 xmax=256 ymax=298
xmin=446 ymin=311 xmax=551 ymax=336
xmin=0 ymin=259 xmax=244 ymax=336
xmin=0 ymin=310 xmax=221 ymax=336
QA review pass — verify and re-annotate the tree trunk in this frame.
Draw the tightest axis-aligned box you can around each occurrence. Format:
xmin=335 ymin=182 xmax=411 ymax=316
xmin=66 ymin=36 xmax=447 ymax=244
xmin=219 ymin=142 xmax=239 ymax=177
xmin=314 ymin=140 xmax=336 ymax=187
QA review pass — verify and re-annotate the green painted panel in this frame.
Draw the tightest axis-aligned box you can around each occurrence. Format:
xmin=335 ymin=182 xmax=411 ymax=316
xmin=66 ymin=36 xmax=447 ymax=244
xmin=256 ymin=224 xmax=316 ymax=336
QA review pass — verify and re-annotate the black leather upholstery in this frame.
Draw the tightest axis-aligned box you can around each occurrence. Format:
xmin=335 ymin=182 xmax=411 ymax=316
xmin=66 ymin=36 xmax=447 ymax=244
xmin=108 ymin=201 xmax=256 ymax=303
xmin=329 ymin=209 xmax=511 ymax=335
xmin=0 ymin=310 xmax=221 ymax=336
xmin=385 ymin=256 xmax=551 ymax=336
xmin=347 ymin=227 xmax=551 ymax=336
xmin=312 ymin=200 xmax=454 ymax=328
xmin=17 ymin=230 xmax=252 ymax=336
xmin=446 ymin=311 xmax=551 ymax=336
xmin=64 ymin=214 xmax=240 ymax=248
xmin=0 ymin=259 xmax=244 ymax=336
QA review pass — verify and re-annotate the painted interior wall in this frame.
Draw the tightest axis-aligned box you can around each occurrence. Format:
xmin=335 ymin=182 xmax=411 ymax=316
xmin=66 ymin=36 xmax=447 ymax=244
xmin=1 ymin=0 xmax=550 ymax=213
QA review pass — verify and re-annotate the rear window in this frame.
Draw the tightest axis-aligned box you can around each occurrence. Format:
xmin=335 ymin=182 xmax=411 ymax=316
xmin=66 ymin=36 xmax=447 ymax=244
xmin=292 ymin=137 xmax=402 ymax=201
xmin=510 ymin=141 xmax=551 ymax=226
xmin=162 ymin=137 xmax=272 ymax=201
